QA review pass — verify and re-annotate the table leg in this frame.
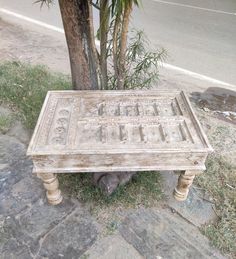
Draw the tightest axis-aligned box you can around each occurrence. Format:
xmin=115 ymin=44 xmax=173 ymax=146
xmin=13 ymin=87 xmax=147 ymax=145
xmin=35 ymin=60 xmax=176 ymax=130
xmin=37 ymin=173 xmax=63 ymax=205
xmin=173 ymin=171 xmax=196 ymax=201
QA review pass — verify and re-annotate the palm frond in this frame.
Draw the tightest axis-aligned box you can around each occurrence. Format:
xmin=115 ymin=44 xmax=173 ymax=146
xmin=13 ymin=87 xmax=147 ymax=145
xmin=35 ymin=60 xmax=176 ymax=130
xmin=34 ymin=0 xmax=54 ymax=8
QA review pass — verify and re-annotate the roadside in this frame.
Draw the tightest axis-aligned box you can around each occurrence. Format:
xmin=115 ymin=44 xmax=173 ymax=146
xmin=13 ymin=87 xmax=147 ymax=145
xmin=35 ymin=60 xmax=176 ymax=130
xmin=1 ymin=0 xmax=236 ymax=85
xmin=0 ymin=16 xmax=235 ymax=258
xmin=0 ymin=11 xmax=236 ymax=93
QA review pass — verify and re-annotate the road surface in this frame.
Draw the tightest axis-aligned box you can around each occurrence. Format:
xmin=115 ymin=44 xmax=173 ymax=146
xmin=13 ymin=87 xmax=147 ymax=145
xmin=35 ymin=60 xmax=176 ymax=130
xmin=0 ymin=0 xmax=236 ymax=85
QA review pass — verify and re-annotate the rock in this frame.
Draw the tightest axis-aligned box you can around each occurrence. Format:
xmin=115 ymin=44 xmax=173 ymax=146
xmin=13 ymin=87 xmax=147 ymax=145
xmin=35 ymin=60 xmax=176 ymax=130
xmin=93 ymin=172 xmax=120 ymax=195
xmin=93 ymin=171 xmax=136 ymax=196
xmin=84 ymin=234 xmax=143 ymax=259
xmin=160 ymin=171 xmax=217 ymax=227
xmin=119 ymin=208 xmax=225 ymax=259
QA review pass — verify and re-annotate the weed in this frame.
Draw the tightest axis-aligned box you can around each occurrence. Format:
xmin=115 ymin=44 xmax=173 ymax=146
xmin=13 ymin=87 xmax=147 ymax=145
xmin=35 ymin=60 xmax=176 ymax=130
xmin=105 ymin=220 xmax=119 ymax=235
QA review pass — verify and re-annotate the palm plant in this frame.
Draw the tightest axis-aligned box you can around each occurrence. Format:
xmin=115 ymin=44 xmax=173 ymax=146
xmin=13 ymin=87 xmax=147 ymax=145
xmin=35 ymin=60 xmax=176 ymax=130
xmin=37 ymin=0 xmax=143 ymax=90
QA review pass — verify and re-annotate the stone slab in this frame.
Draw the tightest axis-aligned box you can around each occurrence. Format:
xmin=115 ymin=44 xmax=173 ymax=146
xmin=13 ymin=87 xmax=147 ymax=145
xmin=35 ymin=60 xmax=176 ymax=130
xmin=84 ymin=234 xmax=143 ymax=259
xmin=0 ymin=135 xmax=41 ymax=216
xmin=160 ymin=171 xmax=217 ymax=227
xmin=37 ymin=209 xmax=98 ymax=259
xmin=0 ymin=134 xmax=98 ymax=258
xmin=119 ymin=208 xmax=225 ymax=259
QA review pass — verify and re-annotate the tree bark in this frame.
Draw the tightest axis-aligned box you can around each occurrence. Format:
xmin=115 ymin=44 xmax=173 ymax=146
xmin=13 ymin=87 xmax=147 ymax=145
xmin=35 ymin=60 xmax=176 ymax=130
xmin=59 ymin=0 xmax=99 ymax=90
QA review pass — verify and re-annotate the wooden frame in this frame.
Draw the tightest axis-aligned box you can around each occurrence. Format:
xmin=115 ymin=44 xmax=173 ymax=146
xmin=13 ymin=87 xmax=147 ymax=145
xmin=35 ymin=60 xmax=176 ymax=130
xmin=27 ymin=90 xmax=213 ymax=205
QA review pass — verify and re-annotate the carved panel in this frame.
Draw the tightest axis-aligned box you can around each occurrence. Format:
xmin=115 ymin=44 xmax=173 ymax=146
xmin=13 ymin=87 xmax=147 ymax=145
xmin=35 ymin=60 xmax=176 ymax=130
xmin=27 ymin=90 xmax=213 ymax=173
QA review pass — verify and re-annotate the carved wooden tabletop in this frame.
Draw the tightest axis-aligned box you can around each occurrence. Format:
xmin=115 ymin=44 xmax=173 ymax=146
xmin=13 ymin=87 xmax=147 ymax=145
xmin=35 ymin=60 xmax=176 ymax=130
xmin=27 ymin=90 xmax=213 ymax=205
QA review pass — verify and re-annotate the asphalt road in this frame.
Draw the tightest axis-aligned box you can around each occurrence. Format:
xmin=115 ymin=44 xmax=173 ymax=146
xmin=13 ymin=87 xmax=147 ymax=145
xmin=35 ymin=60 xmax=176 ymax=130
xmin=0 ymin=0 xmax=236 ymax=85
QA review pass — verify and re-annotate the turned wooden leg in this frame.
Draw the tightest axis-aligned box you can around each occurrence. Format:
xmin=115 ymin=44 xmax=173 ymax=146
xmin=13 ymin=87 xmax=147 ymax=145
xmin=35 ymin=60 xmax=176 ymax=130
xmin=173 ymin=171 xmax=196 ymax=201
xmin=38 ymin=173 xmax=63 ymax=205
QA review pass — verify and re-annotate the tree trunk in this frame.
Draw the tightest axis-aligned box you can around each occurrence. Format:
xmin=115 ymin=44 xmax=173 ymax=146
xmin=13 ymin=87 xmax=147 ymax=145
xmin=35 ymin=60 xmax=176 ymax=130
xmin=59 ymin=0 xmax=99 ymax=90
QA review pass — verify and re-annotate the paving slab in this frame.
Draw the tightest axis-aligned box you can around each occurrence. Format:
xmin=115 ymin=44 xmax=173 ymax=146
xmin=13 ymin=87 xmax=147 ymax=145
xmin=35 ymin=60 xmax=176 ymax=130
xmin=119 ymin=208 xmax=225 ymax=259
xmin=160 ymin=171 xmax=217 ymax=227
xmin=0 ymin=135 xmax=42 ymax=216
xmin=36 ymin=209 xmax=98 ymax=259
xmin=0 ymin=134 xmax=98 ymax=259
xmin=84 ymin=234 xmax=143 ymax=259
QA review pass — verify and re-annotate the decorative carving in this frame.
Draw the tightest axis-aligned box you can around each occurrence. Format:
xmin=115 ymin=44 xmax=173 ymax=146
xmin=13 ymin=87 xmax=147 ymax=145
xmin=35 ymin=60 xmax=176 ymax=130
xmin=174 ymin=171 xmax=196 ymax=201
xmin=47 ymin=98 xmax=73 ymax=145
xmin=38 ymin=173 xmax=63 ymax=205
xmin=59 ymin=109 xmax=70 ymax=116
xmin=86 ymin=98 xmax=183 ymax=117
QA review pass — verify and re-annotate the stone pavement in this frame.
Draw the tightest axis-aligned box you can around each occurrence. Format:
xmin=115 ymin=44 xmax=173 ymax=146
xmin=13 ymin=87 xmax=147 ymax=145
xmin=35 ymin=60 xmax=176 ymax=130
xmin=0 ymin=107 xmax=225 ymax=259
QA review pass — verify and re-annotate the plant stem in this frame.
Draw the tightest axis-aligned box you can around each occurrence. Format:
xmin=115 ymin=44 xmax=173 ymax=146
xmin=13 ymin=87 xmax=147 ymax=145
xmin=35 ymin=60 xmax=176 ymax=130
xmin=100 ymin=0 xmax=109 ymax=90
xmin=88 ymin=1 xmax=101 ymax=89
xmin=118 ymin=3 xmax=132 ymax=90
xmin=112 ymin=15 xmax=120 ymax=88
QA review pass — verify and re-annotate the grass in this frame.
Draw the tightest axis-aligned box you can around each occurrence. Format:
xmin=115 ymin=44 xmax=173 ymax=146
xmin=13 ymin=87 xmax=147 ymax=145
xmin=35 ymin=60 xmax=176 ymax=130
xmin=0 ymin=114 xmax=13 ymax=134
xmin=0 ymin=61 xmax=71 ymax=129
xmin=196 ymin=154 xmax=236 ymax=257
xmin=59 ymin=171 xmax=163 ymax=210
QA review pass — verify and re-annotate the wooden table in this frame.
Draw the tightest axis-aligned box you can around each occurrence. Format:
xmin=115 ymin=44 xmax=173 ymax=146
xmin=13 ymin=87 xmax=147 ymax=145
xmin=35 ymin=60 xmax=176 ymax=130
xmin=27 ymin=90 xmax=213 ymax=205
